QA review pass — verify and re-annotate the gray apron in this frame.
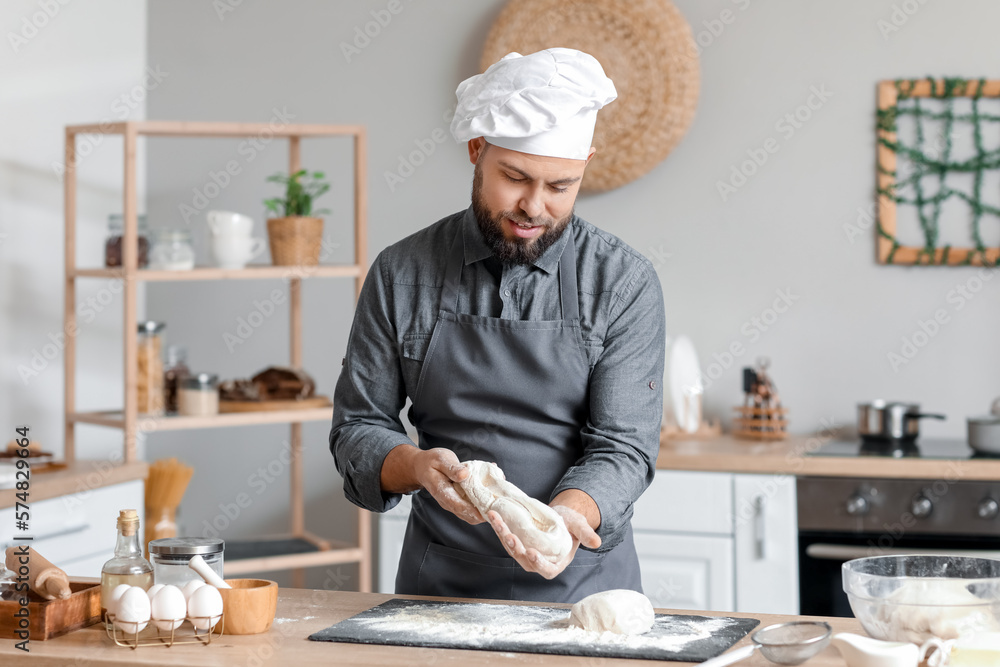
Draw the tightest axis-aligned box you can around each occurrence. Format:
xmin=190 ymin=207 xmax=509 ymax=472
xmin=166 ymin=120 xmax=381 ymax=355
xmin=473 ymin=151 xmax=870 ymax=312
xmin=395 ymin=226 xmax=642 ymax=603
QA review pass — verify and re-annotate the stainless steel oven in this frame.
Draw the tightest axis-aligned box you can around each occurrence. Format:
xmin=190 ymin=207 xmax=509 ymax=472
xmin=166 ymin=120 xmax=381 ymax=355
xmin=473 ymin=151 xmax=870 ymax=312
xmin=797 ymin=476 xmax=1000 ymax=616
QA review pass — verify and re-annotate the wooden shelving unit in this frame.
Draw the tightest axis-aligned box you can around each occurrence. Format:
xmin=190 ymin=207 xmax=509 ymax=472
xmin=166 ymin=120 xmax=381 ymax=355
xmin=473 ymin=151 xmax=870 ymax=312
xmin=63 ymin=120 xmax=371 ymax=590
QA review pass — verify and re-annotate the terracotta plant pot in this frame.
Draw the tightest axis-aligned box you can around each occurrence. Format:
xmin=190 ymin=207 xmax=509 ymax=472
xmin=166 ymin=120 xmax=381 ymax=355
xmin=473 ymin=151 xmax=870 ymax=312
xmin=267 ymin=216 xmax=323 ymax=266
xmin=218 ymin=578 xmax=278 ymax=635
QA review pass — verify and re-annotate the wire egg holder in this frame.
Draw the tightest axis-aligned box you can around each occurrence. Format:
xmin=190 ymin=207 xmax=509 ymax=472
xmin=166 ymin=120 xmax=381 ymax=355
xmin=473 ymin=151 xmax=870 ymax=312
xmin=104 ymin=611 xmax=224 ymax=648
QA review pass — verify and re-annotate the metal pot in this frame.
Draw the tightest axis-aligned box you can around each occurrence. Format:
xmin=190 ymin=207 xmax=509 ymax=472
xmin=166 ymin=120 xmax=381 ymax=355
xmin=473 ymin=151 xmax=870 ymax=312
xmin=969 ymin=416 xmax=1000 ymax=455
xmin=857 ymin=401 xmax=945 ymax=441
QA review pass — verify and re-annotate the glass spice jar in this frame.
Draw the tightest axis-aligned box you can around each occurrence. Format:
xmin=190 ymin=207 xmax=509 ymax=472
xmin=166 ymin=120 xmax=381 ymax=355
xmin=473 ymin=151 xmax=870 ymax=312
xmin=105 ymin=214 xmax=150 ymax=268
xmin=137 ymin=321 xmax=165 ymax=415
xmin=178 ymin=373 xmax=219 ymax=416
xmin=149 ymin=229 xmax=195 ymax=270
xmin=163 ymin=345 xmax=190 ymax=414
xmin=148 ymin=538 xmax=224 ymax=588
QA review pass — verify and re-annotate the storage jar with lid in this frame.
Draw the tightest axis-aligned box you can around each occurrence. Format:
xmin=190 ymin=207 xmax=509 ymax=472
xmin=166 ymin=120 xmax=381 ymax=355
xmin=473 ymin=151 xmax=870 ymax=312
xmin=105 ymin=213 xmax=150 ymax=268
xmin=149 ymin=229 xmax=195 ymax=270
xmin=178 ymin=373 xmax=219 ymax=416
xmin=148 ymin=538 xmax=224 ymax=587
xmin=163 ymin=345 xmax=190 ymax=414
xmin=137 ymin=321 xmax=166 ymax=415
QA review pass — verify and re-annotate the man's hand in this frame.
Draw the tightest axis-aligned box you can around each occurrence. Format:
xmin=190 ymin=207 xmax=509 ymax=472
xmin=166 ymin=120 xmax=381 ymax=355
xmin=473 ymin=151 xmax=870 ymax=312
xmin=486 ymin=503 xmax=601 ymax=580
xmin=381 ymin=445 xmax=485 ymax=525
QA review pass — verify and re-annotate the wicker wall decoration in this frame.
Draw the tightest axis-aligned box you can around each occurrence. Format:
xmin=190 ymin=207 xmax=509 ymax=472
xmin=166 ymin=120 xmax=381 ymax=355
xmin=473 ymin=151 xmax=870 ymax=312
xmin=480 ymin=0 xmax=700 ymax=193
xmin=877 ymin=78 xmax=1000 ymax=266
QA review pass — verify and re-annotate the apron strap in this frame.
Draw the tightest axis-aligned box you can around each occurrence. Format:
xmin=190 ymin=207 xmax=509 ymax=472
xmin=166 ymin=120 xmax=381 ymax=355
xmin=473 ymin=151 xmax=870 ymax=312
xmin=440 ymin=225 xmax=466 ymax=315
xmin=558 ymin=233 xmax=579 ymax=321
xmin=440 ymin=221 xmax=579 ymax=321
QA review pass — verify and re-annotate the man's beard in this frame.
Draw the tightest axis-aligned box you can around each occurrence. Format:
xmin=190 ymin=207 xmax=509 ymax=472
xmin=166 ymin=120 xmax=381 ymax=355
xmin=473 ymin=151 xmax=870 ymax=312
xmin=471 ymin=162 xmax=573 ymax=266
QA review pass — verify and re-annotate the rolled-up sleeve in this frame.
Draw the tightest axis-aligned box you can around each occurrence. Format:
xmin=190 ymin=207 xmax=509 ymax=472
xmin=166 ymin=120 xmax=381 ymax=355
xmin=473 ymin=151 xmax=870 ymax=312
xmin=550 ymin=259 xmax=665 ymax=552
xmin=329 ymin=252 xmax=413 ymax=513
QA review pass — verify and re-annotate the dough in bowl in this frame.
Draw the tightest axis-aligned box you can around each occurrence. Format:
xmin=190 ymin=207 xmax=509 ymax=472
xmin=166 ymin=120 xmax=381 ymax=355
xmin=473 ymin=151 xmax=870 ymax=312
xmin=569 ymin=589 xmax=655 ymax=635
xmin=458 ymin=461 xmax=572 ymax=563
xmin=876 ymin=579 xmax=999 ymax=643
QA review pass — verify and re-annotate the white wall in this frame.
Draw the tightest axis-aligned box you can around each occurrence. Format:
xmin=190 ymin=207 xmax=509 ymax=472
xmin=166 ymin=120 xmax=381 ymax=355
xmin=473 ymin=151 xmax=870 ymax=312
xmin=132 ymin=0 xmax=1000 ymax=589
xmin=1 ymin=1 xmax=147 ymax=463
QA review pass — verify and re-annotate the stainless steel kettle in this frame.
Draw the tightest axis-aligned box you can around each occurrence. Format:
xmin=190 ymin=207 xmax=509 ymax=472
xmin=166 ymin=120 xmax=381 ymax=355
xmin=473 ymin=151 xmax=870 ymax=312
xmin=857 ymin=401 xmax=945 ymax=441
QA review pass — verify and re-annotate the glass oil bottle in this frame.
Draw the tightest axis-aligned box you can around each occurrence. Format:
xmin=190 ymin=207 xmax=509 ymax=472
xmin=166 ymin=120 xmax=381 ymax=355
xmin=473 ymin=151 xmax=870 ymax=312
xmin=100 ymin=509 xmax=154 ymax=618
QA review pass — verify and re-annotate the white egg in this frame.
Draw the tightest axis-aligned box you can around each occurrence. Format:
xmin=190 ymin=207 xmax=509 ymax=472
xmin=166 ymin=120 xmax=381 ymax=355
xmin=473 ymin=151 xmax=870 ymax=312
xmin=187 ymin=585 xmax=223 ymax=631
xmin=181 ymin=579 xmax=206 ymax=601
xmin=114 ymin=586 xmax=151 ymax=635
xmin=107 ymin=583 xmax=132 ymax=617
xmin=146 ymin=583 xmax=165 ymax=601
xmin=151 ymin=585 xmax=186 ymax=632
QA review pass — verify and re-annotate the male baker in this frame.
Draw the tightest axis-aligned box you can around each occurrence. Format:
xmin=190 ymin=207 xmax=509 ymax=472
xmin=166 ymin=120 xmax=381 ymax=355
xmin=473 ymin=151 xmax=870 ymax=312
xmin=330 ymin=48 xmax=665 ymax=603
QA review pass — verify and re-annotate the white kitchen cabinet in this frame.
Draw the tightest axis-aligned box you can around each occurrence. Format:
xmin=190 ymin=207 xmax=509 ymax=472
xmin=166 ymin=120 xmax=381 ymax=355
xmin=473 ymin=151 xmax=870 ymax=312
xmin=374 ymin=470 xmax=799 ymax=613
xmin=733 ymin=474 xmax=799 ymax=615
xmin=634 ymin=531 xmax=734 ymax=611
xmin=377 ymin=494 xmax=411 ymax=593
xmin=0 ymin=480 xmax=144 ymax=578
xmin=633 ymin=471 xmax=733 ymax=535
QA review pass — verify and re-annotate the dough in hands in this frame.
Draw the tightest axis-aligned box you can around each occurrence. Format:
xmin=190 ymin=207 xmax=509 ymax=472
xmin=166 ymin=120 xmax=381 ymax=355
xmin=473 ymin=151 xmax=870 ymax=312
xmin=569 ymin=589 xmax=655 ymax=635
xmin=458 ymin=461 xmax=572 ymax=563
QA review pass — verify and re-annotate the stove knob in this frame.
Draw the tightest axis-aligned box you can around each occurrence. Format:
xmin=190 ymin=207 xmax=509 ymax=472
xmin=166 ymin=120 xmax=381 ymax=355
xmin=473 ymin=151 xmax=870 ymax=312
xmin=911 ymin=495 xmax=933 ymax=519
xmin=978 ymin=498 xmax=999 ymax=520
xmin=846 ymin=494 xmax=870 ymax=516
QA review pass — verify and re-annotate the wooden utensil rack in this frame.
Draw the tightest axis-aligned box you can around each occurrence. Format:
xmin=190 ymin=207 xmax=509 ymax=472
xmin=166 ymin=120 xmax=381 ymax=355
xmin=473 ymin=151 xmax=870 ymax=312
xmin=63 ymin=121 xmax=371 ymax=590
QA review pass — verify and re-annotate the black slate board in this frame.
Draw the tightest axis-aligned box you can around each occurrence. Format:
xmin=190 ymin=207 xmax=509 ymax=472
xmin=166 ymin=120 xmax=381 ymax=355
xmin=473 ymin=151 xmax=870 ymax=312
xmin=308 ymin=598 xmax=760 ymax=662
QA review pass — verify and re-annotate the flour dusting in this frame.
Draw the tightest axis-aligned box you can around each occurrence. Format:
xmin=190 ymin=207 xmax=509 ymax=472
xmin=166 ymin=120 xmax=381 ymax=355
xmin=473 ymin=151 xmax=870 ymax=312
xmin=276 ymin=615 xmax=317 ymax=624
xmin=350 ymin=601 xmax=738 ymax=653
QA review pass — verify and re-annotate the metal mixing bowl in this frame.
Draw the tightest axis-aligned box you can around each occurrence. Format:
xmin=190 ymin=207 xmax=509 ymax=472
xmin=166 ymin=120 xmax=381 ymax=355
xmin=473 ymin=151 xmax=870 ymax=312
xmin=843 ymin=555 xmax=1000 ymax=644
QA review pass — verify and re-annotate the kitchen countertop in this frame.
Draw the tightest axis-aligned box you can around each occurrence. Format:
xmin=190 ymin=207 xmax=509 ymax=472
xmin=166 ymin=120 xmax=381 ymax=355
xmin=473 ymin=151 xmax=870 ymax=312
xmin=0 ymin=461 xmax=148 ymax=509
xmin=658 ymin=433 xmax=1000 ymax=480
xmin=0 ymin=589 xmax=863 ymax=666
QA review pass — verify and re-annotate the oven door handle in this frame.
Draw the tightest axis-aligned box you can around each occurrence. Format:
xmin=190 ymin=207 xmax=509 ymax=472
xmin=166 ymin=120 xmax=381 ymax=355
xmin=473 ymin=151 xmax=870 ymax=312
xmin=805 ymin=543 xmax=1000 ymax=561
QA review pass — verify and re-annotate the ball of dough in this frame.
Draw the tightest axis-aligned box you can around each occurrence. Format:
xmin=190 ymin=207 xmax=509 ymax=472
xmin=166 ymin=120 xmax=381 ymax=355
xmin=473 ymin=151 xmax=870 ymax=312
xmin=569 ymin=589 xmax=655 ymax=635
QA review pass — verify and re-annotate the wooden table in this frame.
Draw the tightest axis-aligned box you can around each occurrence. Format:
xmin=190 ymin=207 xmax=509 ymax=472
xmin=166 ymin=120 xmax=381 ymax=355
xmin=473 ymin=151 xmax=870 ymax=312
xmin=0 ymin=589 xmax=863 ymax=666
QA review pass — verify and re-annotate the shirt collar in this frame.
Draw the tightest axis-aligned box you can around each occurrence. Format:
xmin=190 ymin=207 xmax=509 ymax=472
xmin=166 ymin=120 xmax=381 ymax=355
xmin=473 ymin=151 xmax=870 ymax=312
xmin=461 ymin=206 xmax=572 ymax=275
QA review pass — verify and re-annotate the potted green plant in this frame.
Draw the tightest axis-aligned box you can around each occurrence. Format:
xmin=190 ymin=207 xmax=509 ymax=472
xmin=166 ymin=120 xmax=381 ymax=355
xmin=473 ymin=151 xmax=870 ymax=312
xmin=263 ymin=169 xmax=331 ymax=266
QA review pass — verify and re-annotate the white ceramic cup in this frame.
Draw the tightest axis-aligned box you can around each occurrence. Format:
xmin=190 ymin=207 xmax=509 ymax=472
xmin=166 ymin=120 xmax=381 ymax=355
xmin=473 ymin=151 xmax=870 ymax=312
xmin=211 ymin=236 xmax=266 ymax=269
xmin=206 ymin=210 xmax=253 ymax=238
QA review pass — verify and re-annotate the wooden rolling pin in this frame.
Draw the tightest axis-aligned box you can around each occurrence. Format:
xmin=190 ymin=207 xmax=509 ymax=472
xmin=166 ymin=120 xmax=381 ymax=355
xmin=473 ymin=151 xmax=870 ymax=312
xmin=4 ymin=546 xmax=71 ymax=600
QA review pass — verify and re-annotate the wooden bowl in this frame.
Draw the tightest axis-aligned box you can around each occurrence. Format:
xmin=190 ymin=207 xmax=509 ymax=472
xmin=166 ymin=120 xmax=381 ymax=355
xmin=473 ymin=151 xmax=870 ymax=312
xmin=218 ymin=579 xmax=278 ymax=635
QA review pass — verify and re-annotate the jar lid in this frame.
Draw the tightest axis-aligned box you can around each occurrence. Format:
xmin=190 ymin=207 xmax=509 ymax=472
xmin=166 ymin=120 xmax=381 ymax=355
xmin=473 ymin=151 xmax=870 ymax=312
xmin=182 ymin=373 xmax=219 ymax=389
xmin=149 ymin=537 xmax=224 ymax=556
xmin=137 ymin=321 xmax=166 ymax=335
xmin=108 ymin=213 xmax=149 ymax=231
xmin=153 ymin=228 xmax=192 ymax=242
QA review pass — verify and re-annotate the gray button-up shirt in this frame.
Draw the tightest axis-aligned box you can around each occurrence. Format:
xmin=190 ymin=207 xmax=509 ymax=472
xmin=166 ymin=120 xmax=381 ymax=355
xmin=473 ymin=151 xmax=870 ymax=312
xmin=329 ymin=207 xmax=665 ymax=551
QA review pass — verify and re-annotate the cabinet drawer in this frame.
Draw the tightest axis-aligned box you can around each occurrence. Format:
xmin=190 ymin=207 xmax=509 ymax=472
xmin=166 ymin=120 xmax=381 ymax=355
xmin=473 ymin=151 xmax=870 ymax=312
xmin=0 ymin=480 xmax=144 ymax=568
xmin=633 ymin=471 xmax=733 ymax=535
xmin=635 ymin=531 xmax=734 ymax=612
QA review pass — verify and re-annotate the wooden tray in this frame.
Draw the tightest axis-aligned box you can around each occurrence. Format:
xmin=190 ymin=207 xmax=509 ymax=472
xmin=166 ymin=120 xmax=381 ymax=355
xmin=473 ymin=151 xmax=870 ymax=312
xmin=219 ymin=395 xmax=331 ymax=413
xmin=0 ymin=581 xmax=101 ymax=640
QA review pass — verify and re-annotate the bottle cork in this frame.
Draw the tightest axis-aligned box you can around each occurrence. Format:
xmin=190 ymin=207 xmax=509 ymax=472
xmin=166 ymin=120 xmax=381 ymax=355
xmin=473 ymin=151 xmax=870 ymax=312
xmin=118 ymin=509 xmax=139 ymax=536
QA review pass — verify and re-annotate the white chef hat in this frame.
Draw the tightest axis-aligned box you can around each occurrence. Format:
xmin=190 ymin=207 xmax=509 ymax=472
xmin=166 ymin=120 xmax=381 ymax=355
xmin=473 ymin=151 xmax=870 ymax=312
xmin=450 ymin=47 xmax=617 ymax=161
